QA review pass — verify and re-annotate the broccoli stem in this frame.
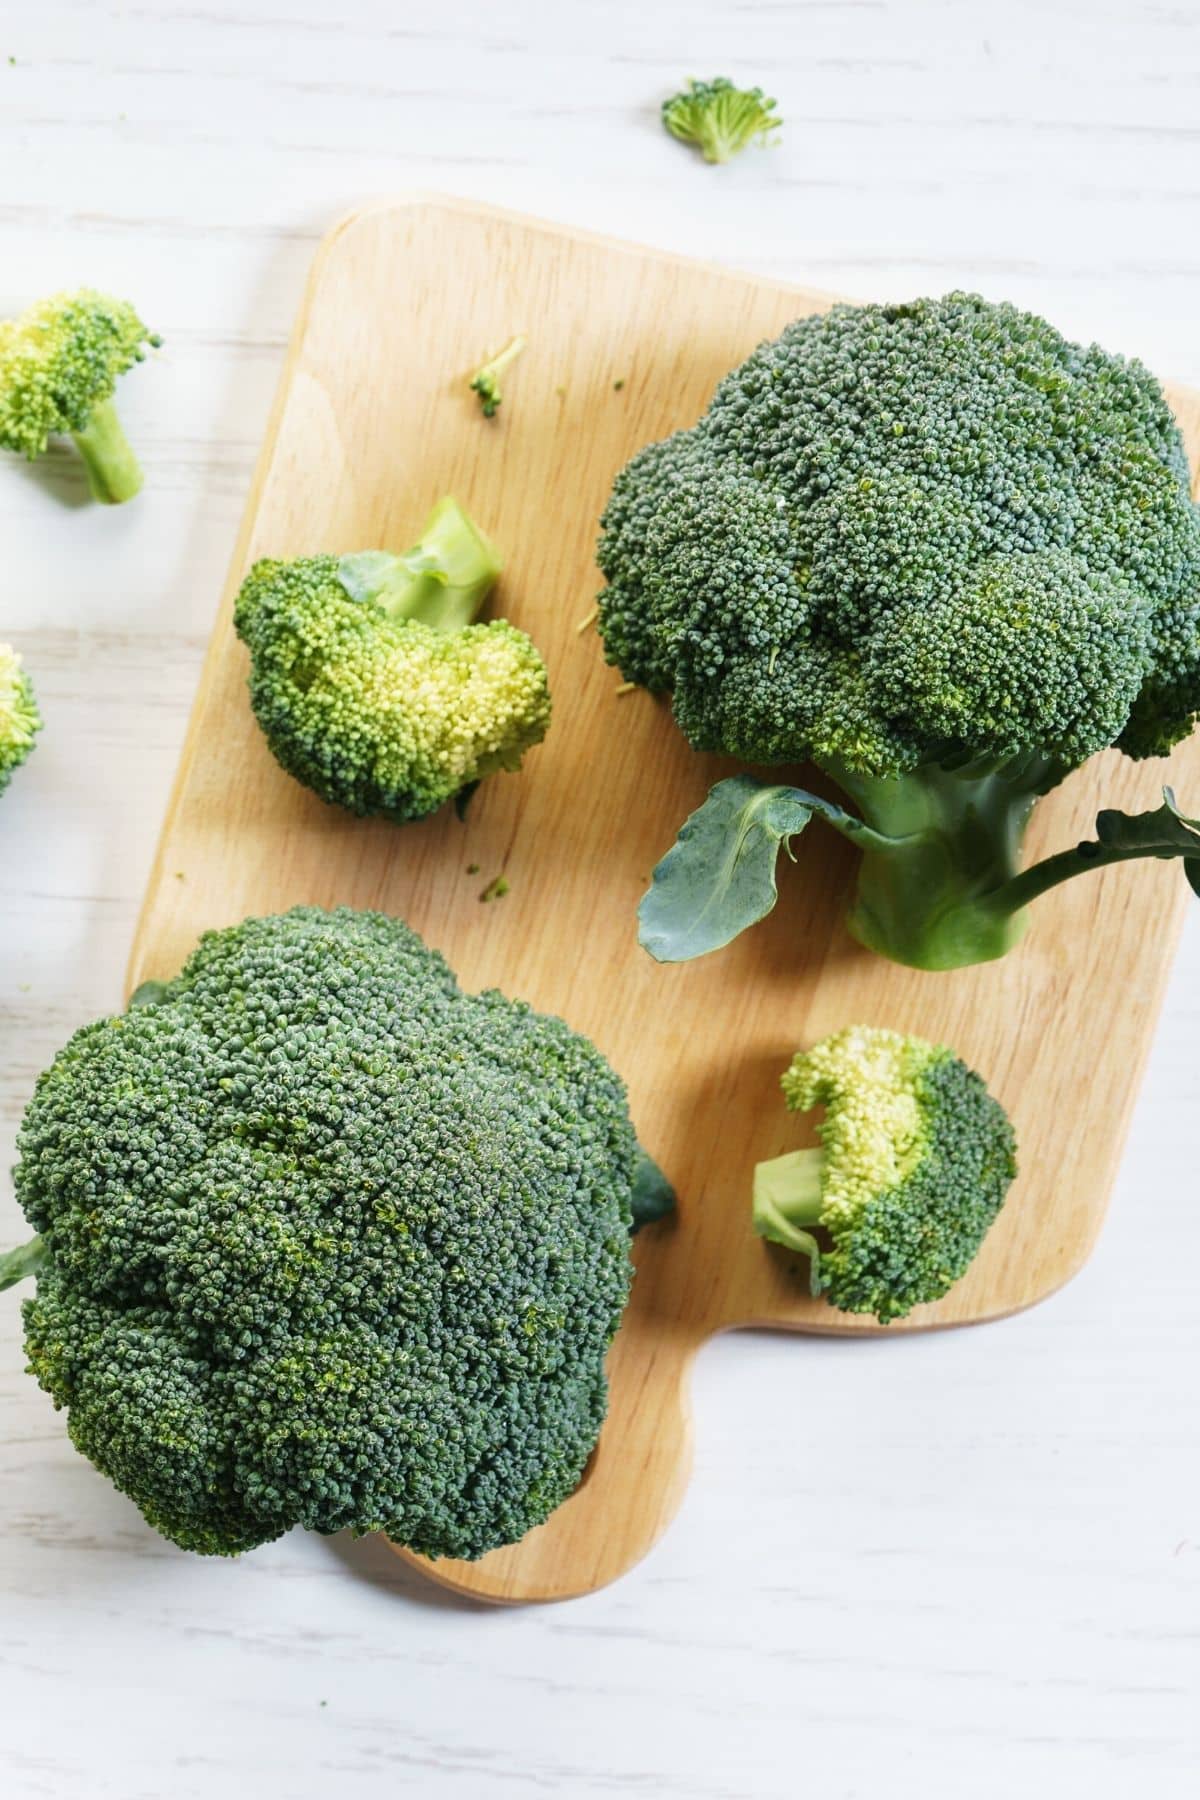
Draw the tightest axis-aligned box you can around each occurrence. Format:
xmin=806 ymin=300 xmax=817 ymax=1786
xmin=752 ymin=1147 xmax=824 ymax=1290
xmin=828 ymin=754 xmax=1065 ymax=971
xmin=70 ymin=397 xmax=144 ymax=504
xmin=336 ymin=498 xmax=503 ymax=632
xmin=0 ymin=1235 xmax=46 ymax=1292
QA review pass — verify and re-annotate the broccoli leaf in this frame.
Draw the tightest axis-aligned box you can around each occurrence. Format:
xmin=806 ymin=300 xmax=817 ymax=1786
xmin=638 ymin=775 xmax=873 ymax=962
xmin=0 ymin=1235 xmax=46 ymax=1292
xmin=990 ymin=785 xmax=1200 ymax=916
xmin=1094 ymin=788 xmax=1200 ymax=888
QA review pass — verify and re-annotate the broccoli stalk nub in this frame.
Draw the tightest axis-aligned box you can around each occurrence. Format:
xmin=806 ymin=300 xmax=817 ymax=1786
xmin=752 ymin=1149 xmax=823 ymax=1283
xmin=69 ymin=394 xmax=144 ymax=505
xmin=336 ymin=496 xmax=502 ymax=630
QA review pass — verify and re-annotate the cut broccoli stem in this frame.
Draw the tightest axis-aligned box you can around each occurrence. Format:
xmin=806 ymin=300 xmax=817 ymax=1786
xmin=830 ymin=754 xmax=1064 ymax=971
xmin=336 ymin=498 xmax=503 ymax=633
xmin=0 ymin=1234 xmax=46 ymax=1292
xmin=831 ymin=759 xmax=1200 ymax=970
xmin=752 ymin=1148 xmax=823 ymax=1285
xmin=69 ymin=396 xmax=144 ymax=504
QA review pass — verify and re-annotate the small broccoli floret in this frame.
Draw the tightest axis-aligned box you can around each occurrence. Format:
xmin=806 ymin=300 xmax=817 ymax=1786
xmin=0 ymin=642 xmax=42 ymax=798
xmin=600 ymin=294 xmax=1200 ymax=969
xmin=234 ymin=497 xmax=551 ymax=823
xmin=0 ymin=289 xmax=159 ymax=502
xmin=468 ymin=335 xmax=526 ymax=418
xmin=753 ymin=1026 xmax=1016 ymax=1323
xmin=661 ymin=77 xmax=782 ymax=164
xmin=0 ymin=906 xmax=673 ymax=1558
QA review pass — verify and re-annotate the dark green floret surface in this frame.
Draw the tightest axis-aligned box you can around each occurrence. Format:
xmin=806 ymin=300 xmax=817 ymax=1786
xmin=12 ymin=907 xmax=640 ymax=1559
xmin=598 ymin=293 xmax=1200 ymax=772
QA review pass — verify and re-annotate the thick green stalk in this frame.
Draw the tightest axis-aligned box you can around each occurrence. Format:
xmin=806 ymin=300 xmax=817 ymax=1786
xmin=70 ymin=397 xmax=144 ymax=504
xmin=752 ymin=1146 xmax=825 ymax=1278
xmin=827 ymin=754 xmax=1064 ymax=971
xmin=337 ymin=498 xmax=502 ymax=632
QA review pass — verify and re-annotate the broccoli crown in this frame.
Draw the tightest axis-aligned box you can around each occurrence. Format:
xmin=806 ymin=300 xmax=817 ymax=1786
xmin=0 ymin=289 xmax=157 ymax=459
xmin=756 ymin=1026 xmax=1016 ymax=1322
xmin=13 ymin=906 xmax=639 ymax=1559
xmin=0 ymin=642 xmax=42 ymax=797
xmin=661 ymin=78 xmax=782 ymax=164
xmin=234 ymin=539 xmax=550 ymax=824
xmin=597 ymin=293 xmax=1200 ymax=774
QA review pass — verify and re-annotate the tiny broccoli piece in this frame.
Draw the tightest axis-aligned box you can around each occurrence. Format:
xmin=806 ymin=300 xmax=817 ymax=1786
xmin=0 ymin=289 xmax=159 ymax=502
xmin=479 ymin=873 xmax=510 ymax=902
xmin=753 ymin=1026 xmax=1016 ymax=1323
xmin=0 ymin=906 xmax=675 ymax=1558
xmin=661 ymin=77 xmax=782 ymax=164
xmin=0 ymin=642 xmax=42 ymax=797
xmin=469 ymin=335 xmax=526 ymax=418
xmin=234 ymin=496 xmax=551 ymax=823
xmin=599 ymin=293 xmax=1200 ymax=969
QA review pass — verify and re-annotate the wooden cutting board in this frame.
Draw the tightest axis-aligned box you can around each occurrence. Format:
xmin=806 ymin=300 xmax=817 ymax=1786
xmin=128 ymin=196 xmax=1200 ymax=1602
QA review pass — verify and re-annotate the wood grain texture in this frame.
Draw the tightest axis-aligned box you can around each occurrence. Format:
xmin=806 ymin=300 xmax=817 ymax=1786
xmin=125 ymin=196 xmax=1200 ymax=1603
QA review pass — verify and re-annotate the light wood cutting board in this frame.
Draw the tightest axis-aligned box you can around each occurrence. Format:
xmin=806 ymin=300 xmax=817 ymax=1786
xmin=128 ymin=196 xmax=1200 ymax=1602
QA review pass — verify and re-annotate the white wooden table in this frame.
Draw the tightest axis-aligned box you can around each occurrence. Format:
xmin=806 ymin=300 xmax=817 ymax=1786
xmin=2 ymin=3 xmax=1198 ymax=1793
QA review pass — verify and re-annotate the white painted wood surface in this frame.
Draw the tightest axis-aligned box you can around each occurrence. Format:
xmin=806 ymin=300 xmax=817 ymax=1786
xmin=1 ymin=1 xmax=1197 ymax=1792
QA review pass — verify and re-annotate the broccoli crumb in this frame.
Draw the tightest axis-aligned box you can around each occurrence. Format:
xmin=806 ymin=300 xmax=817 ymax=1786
xmin=613 ymin=378 xmax=626 ymax=392
xmin=466 ymin=861 xmax=480 ymax=875
xmin=479 ymin=874 xmax=510 ymax=902
xmin=661 ymin=78 xmax=782 ymax=164
xmin=468 ymin=336 xmax=526 ymax=418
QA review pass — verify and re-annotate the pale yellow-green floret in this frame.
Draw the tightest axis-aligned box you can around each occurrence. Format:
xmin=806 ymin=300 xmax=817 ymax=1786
xmin=0 ymin=642 xmax=43 ymax=797
xmin=781 ymin=1026 xmax=941 ymax=1228
xmin=0 ymin=289 xmax=156 ymax=458
xmin=758 ymin=1023 xmax=1016 ymax=1322
xmin=314 ymin=618 xmax=551 ymax=792
xmin=234 ymin=544 xmax=551 ymax=823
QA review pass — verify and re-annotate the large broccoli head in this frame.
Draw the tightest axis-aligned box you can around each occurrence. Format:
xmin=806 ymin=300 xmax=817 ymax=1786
xmin=0 ymin=289 xmax=159 ymax=503
xmin=0 ymin=642 xmax=42 ymax=798
xmin=6 ymin=907 xmax=645 ymax=1559
xmin=753 ymin=1025 xmax=1017 ymax=1322
xmin=235 ymin=498 xmax=551 ymax=823
xmin=598 ymin=293 xmax=1200 ymax=774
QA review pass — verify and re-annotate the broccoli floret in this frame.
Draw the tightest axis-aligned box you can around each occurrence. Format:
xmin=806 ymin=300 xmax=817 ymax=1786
xmin=0 ymin=906 xmax=673 ymax=1558
xmin=598 ymin=294 xmax=1200 ymax=969
xmin=661 ymin=78 xmax=782 ymax=164
xmin=0 ymin=641 xmax=42 ymax=797
xmin=753 ymin=1026 xmax=1016 ymax=1323
xmin=234 ymin=497 xmax=551 ymax=823
xmin=0 ymin=289 xmax=159 ymax=502
xmin=468 ymin=335 xmax=526 ymax=418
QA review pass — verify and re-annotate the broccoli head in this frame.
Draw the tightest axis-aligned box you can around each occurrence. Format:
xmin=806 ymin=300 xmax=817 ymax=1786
xmin=0 ymin=642 xmax=42 ymax=798
xmin=0 ymin=907 xmax=671 ymax=1559
xmin=0 ymin=289 xmax=159 ymax=503
xmin=599 ymin=294 xmax=1200 ymax=968
xmin=234 ymin=497 xmax=551 ymax=823
xmin=753 ymin=1026 xmax=1017 ymax=1323
xmin=661 ymin=78 xmax=782 ymax=164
